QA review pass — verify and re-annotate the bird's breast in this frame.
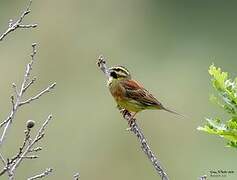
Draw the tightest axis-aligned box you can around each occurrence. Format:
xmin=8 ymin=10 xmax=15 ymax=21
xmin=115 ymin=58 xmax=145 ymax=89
xmin=108 ymin=79 xmax=124 ymax=101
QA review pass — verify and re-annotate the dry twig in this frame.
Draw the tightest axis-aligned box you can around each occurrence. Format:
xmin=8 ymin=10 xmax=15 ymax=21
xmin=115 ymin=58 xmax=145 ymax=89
xmin=0 ymin=0 xmax=37 ymax=41
xmin=27 ymin=168 xmax=53 ymax=180
xmin=0 ymin=43 xmax=56 ymax=146
xmin=97 ymin=55 xmax=169 ymax=180
xmin=0 ymin=115 xmax=53 ymax=179
xmin=73 ymin=172 xmax=80 ymax=180
xmin=0 ymin=35 xmax=55 ymax=180
xmin=11 ymin=115 xmax=52 ymax=174
xmin=0 ymin=1 xmax=55 ymax=179
xmin=199 ymin=175 xmax=207 ymax=180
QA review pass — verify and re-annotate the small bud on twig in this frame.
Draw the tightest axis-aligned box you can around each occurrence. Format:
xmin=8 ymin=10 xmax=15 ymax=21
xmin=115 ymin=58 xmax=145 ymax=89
xmin=26 ymin=120 xmax=35 ymax=129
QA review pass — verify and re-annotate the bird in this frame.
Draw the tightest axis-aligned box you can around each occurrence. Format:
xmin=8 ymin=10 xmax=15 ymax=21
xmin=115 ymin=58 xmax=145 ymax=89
xmin=107 ymin=65 xmax=182 ymax=124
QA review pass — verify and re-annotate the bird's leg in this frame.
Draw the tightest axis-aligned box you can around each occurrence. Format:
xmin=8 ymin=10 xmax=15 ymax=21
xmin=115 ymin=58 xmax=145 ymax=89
xmin=119 ymin=108 xmax=136 ymax=130
xmin=119 ymin=108 xmax=130 ymax=119
xmin=127 ymin=112 xmax=137 ymax=130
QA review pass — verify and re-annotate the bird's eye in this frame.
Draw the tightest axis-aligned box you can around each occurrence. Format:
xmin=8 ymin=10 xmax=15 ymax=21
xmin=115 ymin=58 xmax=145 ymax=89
xmin=110 ymin=71 xmax=118 ymax=79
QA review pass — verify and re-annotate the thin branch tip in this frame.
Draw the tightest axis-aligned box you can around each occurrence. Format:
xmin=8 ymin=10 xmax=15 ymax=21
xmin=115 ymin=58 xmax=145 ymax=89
xmin=0 ymin=0 xmax=37 ymax=41
xmin=73 ymin=172 xmax=80 ymax=180
xmin=12 ymin=83 xmax=16 ymax=88
xmin=97 ymin=55 xmax=106 ymax=67
xmin=52 ymin=82 xmax=57 ymax=87
xmin=32 ymin=42 xmax=37 ymax=47
xmin=27 ymin=168 xmax=53 ymax=180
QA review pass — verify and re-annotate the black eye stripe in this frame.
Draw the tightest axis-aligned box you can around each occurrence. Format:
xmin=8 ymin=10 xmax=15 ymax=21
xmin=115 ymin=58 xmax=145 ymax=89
xmin=114 ymin=68 xmax=125 ymax=72
xmin=110 ymin=71 xmax=118 ymax=78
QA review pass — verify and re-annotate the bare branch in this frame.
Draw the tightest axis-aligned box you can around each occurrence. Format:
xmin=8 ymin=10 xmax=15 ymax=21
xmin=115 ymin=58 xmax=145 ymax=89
xmin=21 ymin=155 xmax=38 ymax=159
xmin=12 ymin=83 xmax=19 ymax=97
xmin=123 ymin=111 xmax=169 ymax=180
xmin=0 ymin=0 xmax=37 ymax=41
xmin=0 ymin=43 xmax=56 ymax=147
xmin=0 ymin=122 xmax=32 ymax=177
xmin=97 ymin=55 xmax=110 ymax=79
xmin=97 ymin=55 xmax=169 ymax=180
xmin=199 ymin=175 xmax=207 ymax=180
xmin=0 ymin=2 xmax=55 ymax=179
xmin=22 ymin=77 xmax=36 ymax=94
xmin=0 ymin=116 xmax=52 ymax=178
xmin=27 ymin=168 xmax=53 ymax=180
xmin=28 ymin=147 xmax=42 ymax=153
xmin=18 ymin=24 xmax=37 ymax=29
xmin=0 ymin=43 xmax=37 ymax=130
xmin=9 ymin=115 xmax=53 ymax=178
xmin=7 ymin=128 xmax=32 ymax=166
xmin=0 ymin=153 xmax=6 ymax=167
xmin=19 ymin=82 xmax=56 ymax=106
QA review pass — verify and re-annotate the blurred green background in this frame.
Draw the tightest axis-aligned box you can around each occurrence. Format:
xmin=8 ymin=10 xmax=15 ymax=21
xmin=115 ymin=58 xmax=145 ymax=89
xmin=0 ymin=0 xmax=237 ymax=179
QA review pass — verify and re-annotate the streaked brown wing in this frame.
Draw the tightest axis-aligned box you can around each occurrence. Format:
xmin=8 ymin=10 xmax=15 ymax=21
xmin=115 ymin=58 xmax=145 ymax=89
xmin=122 ymin=79 xmax=164 ymax=107
xmin=122 ymin=79 xmax=141 ymax=90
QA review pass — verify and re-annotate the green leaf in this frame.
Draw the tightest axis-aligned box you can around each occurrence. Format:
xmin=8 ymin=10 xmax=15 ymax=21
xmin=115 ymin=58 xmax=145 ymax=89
xmin=227 ymin=141 xmax=237 ymax=148
xmin=208 ymin=64 xmax=228 ymax=91
xmin=198 ymin=64 xmax=237 ymax=148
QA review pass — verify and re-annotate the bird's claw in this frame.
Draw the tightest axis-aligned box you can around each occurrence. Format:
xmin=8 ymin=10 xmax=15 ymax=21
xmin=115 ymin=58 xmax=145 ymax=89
xmin=119 ymin=109 xmax=135 ymax=130
xmin=128 ymin=118 xmax=135 ymax=128
xmin=120 ymin=109 xmax=129 ymax=118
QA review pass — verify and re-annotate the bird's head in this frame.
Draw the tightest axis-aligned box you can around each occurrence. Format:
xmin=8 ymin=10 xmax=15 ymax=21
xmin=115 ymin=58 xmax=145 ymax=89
xmin=109 ymin=66 xmax=131 ymax=80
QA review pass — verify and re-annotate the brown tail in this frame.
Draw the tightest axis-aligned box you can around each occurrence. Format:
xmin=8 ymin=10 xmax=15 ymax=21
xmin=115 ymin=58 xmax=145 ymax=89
xmin=162 ymin=107 xmax=185 ymax=118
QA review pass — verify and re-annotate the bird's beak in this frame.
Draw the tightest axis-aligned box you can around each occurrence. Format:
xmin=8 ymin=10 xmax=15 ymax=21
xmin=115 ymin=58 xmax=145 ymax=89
xmin=107 ymin=69 xmax=113 ymax=79
xmin=108 ymin=68 xmax=112 ymax=73
xmin=108 ymin=68 xmax=114 ymax=75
